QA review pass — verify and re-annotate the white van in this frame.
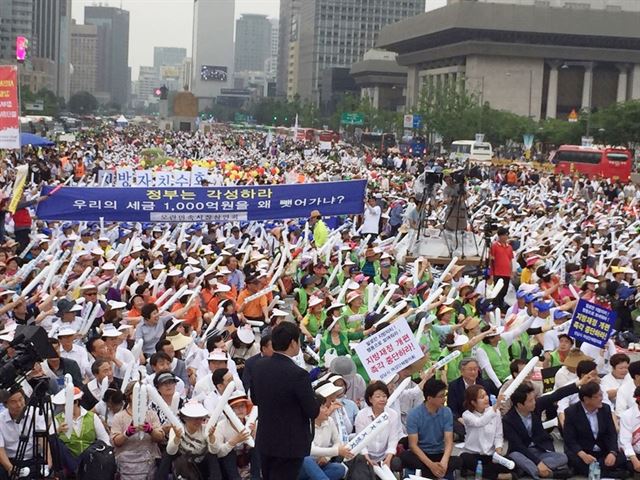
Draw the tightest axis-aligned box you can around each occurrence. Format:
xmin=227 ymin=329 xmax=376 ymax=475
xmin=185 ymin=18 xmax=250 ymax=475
xmin=450 ymin=140 xmax=493 ymax=163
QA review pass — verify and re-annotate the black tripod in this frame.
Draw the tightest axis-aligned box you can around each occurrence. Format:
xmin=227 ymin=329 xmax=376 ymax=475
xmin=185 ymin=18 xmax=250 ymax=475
xmin=11 ymin=379 xmax=62 ymax=480
xmin=442 ymin=183 xmax=478 ymax=259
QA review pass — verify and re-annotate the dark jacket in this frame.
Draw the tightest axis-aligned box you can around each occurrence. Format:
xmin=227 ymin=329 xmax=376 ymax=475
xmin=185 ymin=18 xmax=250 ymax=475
xmin=503 ymin=381 xmax=578 ymax=464
xmin=250 ymin=353 xmax=320 ymax=458
xmin=242 ymin=352 xmax=262 ymax=392
xmin=447 ymin=376 xmax=493 ymax=418
xmin=563 ymin=401 xmax=618 ymax=458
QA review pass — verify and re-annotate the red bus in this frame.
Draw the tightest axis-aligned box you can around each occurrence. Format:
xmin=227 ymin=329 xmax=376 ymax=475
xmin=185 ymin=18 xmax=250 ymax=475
xmin=552 ymin=145 xmax=633 ymax=182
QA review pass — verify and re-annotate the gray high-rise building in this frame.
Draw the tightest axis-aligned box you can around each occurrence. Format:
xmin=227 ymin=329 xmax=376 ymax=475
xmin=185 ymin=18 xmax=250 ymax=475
xmin=154 ymin=47 xmax=187 ymax=69
xmin=295 ymin=0 xmax=426 ymax=104
xmin=85 ymin=6 xmax=130 ymax=107
xmin=0 ymin=0 xmax=33 ymax=62
xmin=32 ymin=0 xmax=72 ymax=100
xmin=447 ymin=0 xmax=640 ymax=9
xmin=70 ymin=22 xmax=98 ymax=96
xmin=276 ymin=0 xmax=300 ymax=96
xmin=235 ymin=14 xmax=272 ymax=73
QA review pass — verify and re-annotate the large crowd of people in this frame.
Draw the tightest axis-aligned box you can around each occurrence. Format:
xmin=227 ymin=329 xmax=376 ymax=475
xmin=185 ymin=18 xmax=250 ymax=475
xmin=0 ymin=126 xmax=638 ymax=480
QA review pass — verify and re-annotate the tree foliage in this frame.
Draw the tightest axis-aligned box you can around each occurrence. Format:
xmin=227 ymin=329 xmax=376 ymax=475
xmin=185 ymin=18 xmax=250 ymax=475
xmin=68 ymin=91 xmax=98 ymax=114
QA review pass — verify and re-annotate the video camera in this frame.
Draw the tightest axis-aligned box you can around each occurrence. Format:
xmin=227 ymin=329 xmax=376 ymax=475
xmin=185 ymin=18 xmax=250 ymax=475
xmin=483 ymin=216 xmax=501 ymax=236
xmin=0 ymin=325 xmax=57 ymax=391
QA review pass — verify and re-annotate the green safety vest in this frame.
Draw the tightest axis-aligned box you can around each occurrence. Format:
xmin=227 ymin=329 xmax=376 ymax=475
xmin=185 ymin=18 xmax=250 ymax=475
xmin=549 ymin=350 xmax=562 ymax=367
xmin=509 ymin=332 xmax=531 ymax=361
xmin=374 ymin=269 xmax=398 ymax=286
xmin=479 ymin=341 xmax=511 ymax=382
xmin=440 ymin=347 xmax=469 ymax=384
xmin=304 ymin=311 xmax=326 ymax=337
xmin=55 ymin=411 xmax=97 ymax=457
xmin=429 ymin=328 xmax=442 ymax=360
xmin=294 ymin=288 xmax=309 ymax=317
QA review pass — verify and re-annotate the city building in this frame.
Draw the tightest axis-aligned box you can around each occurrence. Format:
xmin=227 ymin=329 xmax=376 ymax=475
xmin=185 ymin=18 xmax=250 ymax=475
xmin=266 ymin=18 xmax=279 ymax=80
xmin=377 ymin=1 xmax=640 ymax=120
xmin=276 ymin=0 xmax=300 ymax=96
xmin=447 ymin=0 xmax=640 ymax=10
xmin=235 ymin=14 xmax=272 ymax=73
xmin=85 ymin=5 xmax=130 ymax=107
xmin=32 ymin=0 xmax=72 ymax=100
xmin=154 ymin=47 xmax=187 ymax=70
xmin=0 ymin=0 xmax=33 ymax=62
xmin=191 ymin=0 xmax=235 ymax=109
xmin=294 ymin=0 xmax=425 ymax=106
xmin=70 ymin=22 xmax=98 ymax=96
xmin=137 ymin=66 xmax=160 ymax=102
xmin=350 ymin=49 xmax=407 ymax=111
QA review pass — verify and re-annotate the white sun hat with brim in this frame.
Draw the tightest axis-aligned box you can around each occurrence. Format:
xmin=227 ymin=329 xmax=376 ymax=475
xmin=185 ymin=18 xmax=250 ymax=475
xmin=180 ymin=402 xmax=210 ymax=418
xmin=236 ymin=326 xmax=255 ymax=344
xmin=52 ymin=387 xmax=83 ymax=405
xmin=315 ymin=382 xmax=342 ymax=398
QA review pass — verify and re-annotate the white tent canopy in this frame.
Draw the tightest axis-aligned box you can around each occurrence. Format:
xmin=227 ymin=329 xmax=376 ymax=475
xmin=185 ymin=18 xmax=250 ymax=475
xmin=116 ymin=115 xmax=128 ymax=125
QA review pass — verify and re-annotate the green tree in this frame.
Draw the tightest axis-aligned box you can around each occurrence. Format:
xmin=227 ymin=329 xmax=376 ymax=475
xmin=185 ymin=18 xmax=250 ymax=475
xmin=68 ymin=91 xmax=98 ymax=114
xmin=591 ymin=100 xmax=640 ymax=147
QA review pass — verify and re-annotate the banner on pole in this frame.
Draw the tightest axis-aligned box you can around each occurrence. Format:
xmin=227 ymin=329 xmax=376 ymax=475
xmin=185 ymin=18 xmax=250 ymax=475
xmin=36 ymin=180 xmax=367 ymax=222
xmin=8 ymin=164 xmax=29 ymax=214
xmin=568 ymin=299 xmax=616 ymax=348
xmin=353 ymin=318 xmax=423 ymax=381
xmin=0 ymin=66 xmax=20 ymax=150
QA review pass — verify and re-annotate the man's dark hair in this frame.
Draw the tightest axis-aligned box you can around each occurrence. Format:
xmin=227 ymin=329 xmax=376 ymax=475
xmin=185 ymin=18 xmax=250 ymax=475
xmin=578 ymin=381 xmax=601 ymax=401
xmin=423 ymin=378 xmax=447 ymax=400
xmin=206 ymin=334 xmax=224 ymax=352
xmin=150 ymin=351 xmax=171 ymax=366
xmin=497 ymin=227 xmax=509 ymax=236
xmin=610 ymin=353 xmax=630 ymax=369
xmin=141 ymin=303 xmax=158 ymax=320
xmin=211 ymin=368 xmax=229 ymax=387
xmin=86 ymin=336 xmax=102 ymax=355
xmin=91 ymin=358 xmax=110 ymax=376
xmin=260 ymin=334 xmax=272 ymax=351
xmin=511 ymin=383 xmax=535 ymax=408
xmin=576 ymin=360 xmax=597 ymax=378
xmin=629 ymin=361 xmax=640 ymax=379
xmin=156 ymin=339 xmax=172 ymax=352
xmin=510 ymin=359 xmax=527 ymax=377
xmin=364 ymin=381 xmax=390 ymax=407
xmin=271 ymin=322 xmax=300 ymax=352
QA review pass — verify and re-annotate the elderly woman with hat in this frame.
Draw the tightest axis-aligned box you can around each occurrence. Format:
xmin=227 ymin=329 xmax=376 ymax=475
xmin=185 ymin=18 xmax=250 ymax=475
xmin=216 ymin=391 xmax=260 ymax=480
xmin=166 ymin=401 xmax=223 ymax=480
xmin=309 ymin=210 xmax=329 ymax=248
xmin=52 ymin=386 xmax=112 ymax=474
xmin=293 ymin=274 xmax=319 ymax=324
xmin=110 ymin=381 xmax=165 ymax=479
xmin=300 ymin=294 xmax=326 ymax=342
xmin=226 ymin=326 xmax=259 ymax=374
xmin=421 ymin=305 xmax=469 ymax=363
xmin=340 ymin=290 xmax=368 ymax=334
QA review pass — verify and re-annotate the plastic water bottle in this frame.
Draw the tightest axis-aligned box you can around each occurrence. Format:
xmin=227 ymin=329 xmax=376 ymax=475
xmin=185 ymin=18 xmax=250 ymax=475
xmin=588 ymin=461 xmax=601 ymax=480
xmin=475 ymin=460 xmax=483 ymax=480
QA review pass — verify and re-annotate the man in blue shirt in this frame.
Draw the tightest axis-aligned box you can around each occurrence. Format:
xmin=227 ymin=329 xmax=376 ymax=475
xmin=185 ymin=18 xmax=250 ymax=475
xmin=400 ymin=379 xmax=460 ymax=479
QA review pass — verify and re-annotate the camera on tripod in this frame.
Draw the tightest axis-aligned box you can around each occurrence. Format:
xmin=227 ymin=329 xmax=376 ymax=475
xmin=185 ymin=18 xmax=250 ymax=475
xmin=423 ymin=169 xmax=443 ymax=186
xmin=449 ymin=168 xmax=466 ymax=185
xmin=483 ymin=216 xmax=501 ymax=236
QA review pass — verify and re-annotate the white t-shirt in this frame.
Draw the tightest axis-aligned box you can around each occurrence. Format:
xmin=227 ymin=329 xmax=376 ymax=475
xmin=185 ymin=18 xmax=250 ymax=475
xmin=361 ymin=204 xmax=381 ymax=235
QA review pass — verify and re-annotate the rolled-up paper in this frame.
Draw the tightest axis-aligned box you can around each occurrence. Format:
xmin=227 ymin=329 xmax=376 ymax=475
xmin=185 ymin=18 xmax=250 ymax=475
xmin=64 ymin=374 xmax=74 ymax=439
xmin=146 ymin=384 xmax=184 ymax=430
xmin=387 ymin=377 xmax=411 ymax=407
xmin=206 ymin=380 xmax=236 ymax=433
xmin=347 ymin=412 xmax=389 ymax=455
xmin=433 ymin=350 xmax=462 ymax=370
xmin=223 ymin=403 xmax=255 ymax=448
xmin=502 ymin=356 xmax=538 ymax=399
xmin=492 ymin=452 xmax=515 ymax=470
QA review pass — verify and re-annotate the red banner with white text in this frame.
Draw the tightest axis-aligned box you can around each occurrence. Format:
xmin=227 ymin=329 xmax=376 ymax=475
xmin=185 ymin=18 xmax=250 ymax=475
xmin=0 ymin=66 xmax=19 ymax=150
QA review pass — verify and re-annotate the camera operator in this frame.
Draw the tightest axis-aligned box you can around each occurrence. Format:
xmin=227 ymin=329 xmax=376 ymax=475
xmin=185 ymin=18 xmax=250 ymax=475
xmin=443 ymin=170 xmax=468 ymax=232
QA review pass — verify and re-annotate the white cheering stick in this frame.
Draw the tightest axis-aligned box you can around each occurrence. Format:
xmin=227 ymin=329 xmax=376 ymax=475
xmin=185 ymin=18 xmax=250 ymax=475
xmin=282 ymin=230 xmax=292 ymax=260
xmin=542 ymin=417 xmax=559 ymax=430
xmin=414 ymin=316 xmax=429 ymax=343
xmin=568 ymin=284 xmax=581 ymax=300
xmin=433 ymin=350 xmax=461 ymax=370
xmin=67 ymin=266 xmax=92 ymax=291
xmin=416 ymin=287 xmax=444 ymax=313
xmin=336 ymin=281 xmax=351 ymax=304
xmin=20 ymin=264 xmax=54 ymax=298
xmin=206 ymin=381 xmax=236 ymax=434
xmin=170 ymin=392 xmax=180 ymax=413
xmin=202 ymin=306 xmax=224 ymax=339
xmin=155 ymin=287 xmax=174 ymax=308
xmin=492 ymin=453 xmax=515 ymax=470
xmin=375 ymin=285 xmax=397 ymax=314
xmin=159 ymin=285 xmax=189 ymax=313
xmin=387 ymin=377 xmax=411 ymax=407
xmin=117 ymin=258 xmax=141 ymax=291
xmin=305 ymin=345 xmax=320 ymax=362
xmin=371 ymin=282 xmax=387 ymax=310
xmin=325 ymin=258 xmax=341 ymax=290
xmin=223 ymin=404 xmax=255 ymax=447
xmin=131 ymin=383 xmax=147 ymax=439
xmin=151 ymin=271 xmax=167 ymax=298
xmin=242 ymin=285 xmax=277 ymax=304
xmin=357 ymin=235 xmax=371 ymax=256
xmin=267 ymin=296 xmax=280 ymax=312
xmin=487 ymin=278 xmax=504 ymax=300
xmin=266 ymin=253 xmax=281 ymax=278
xmin=186 ymin=286 xmax=202 ymax=307
xmin=412 ymin=258 xmax=420 ymax=286
xmin=347 ymin=412 xmax=389 ymax=455
xmin=376 ymin=300 xmax=407 ymax=326
xmin=63 ymin=374 xmax=74 ymax=439
xmin=373 ymin=465 xmax=396 ymax=480
xmin=502 ymin=356 xmax=539 ymax=399
xmin=146 ymin=384 xmax=184 ymax=430
xmin=79 ymin=302 xmax=101 ymax=336
xmin=366 ymin=283 xmax=376 ymax=310
xmin=18 ymin=238 xmax=38 ymax=259
xmin=433 ymin=256 xmax=458 ymax=290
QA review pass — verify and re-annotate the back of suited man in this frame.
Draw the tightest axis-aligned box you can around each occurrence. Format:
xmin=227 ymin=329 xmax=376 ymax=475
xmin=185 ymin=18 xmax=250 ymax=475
xmin=250 ymin=322 xmax=320 ymax=480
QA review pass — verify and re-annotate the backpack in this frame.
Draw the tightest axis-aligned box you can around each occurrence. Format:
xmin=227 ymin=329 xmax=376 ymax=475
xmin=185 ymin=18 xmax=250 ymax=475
xmin=76 ymin=440 xmax=117 ymax=480
xmin=345 ymin=455 xmax=374 ymax=480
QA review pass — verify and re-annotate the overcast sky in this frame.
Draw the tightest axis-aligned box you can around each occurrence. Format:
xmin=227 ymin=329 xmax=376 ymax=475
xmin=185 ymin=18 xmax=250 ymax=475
xmin=72 ymin=0 xmax=447 ymax=80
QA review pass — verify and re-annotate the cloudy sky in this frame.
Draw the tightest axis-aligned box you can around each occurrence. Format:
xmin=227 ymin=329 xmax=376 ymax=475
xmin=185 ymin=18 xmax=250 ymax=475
xmin=72 ymin=0 xmax=447 ymax=80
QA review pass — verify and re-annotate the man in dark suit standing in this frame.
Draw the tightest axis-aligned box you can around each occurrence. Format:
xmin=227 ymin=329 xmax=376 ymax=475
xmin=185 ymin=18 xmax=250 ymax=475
xmin=447 ymin=357 xmax=493 ymax=439
xmin=242 ymin=334 xmax=273 ymax=392
xmin=250 ymin=322 xmax=320 ymax=480
xmin=563 ymin=381 xmax=628 ymax=477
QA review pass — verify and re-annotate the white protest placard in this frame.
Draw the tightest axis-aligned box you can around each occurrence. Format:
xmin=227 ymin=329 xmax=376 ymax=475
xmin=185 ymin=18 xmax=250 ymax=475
xmin=353 ymin=317 xmax=423 ymax=381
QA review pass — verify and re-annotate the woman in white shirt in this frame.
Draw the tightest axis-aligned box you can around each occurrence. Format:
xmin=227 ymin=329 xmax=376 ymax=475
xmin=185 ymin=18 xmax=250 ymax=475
xmin=601 ymin=352 xmax=630 ymax=405
xmin=354 ymin=381 xmax=402 ymax=471
xmin=460 ymin=385 xmax=511 ymax=480
xmin=361 ymin=198 xmax=381 ymax=237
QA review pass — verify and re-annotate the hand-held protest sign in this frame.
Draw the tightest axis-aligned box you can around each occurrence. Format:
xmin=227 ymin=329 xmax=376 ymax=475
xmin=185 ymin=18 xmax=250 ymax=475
xmin=354 ymin=318 xmax=423 ymax=381
xmin=568 ymin=299 xmax=617 ymax=348
xmin=64 ymin=374 xmax=74 ymax=439
xmin=347 ymin=412 xmax=389 ymax=455
xmin=502 ymin=356 xmax=538 ymax=399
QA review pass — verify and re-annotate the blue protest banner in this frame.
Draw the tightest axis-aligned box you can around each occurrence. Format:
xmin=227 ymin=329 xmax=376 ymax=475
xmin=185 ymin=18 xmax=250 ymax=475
xmin=36 ymin=180 xmax=367 ymax=222
xmin=567 ymin=298 xmax=617 ymax=348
